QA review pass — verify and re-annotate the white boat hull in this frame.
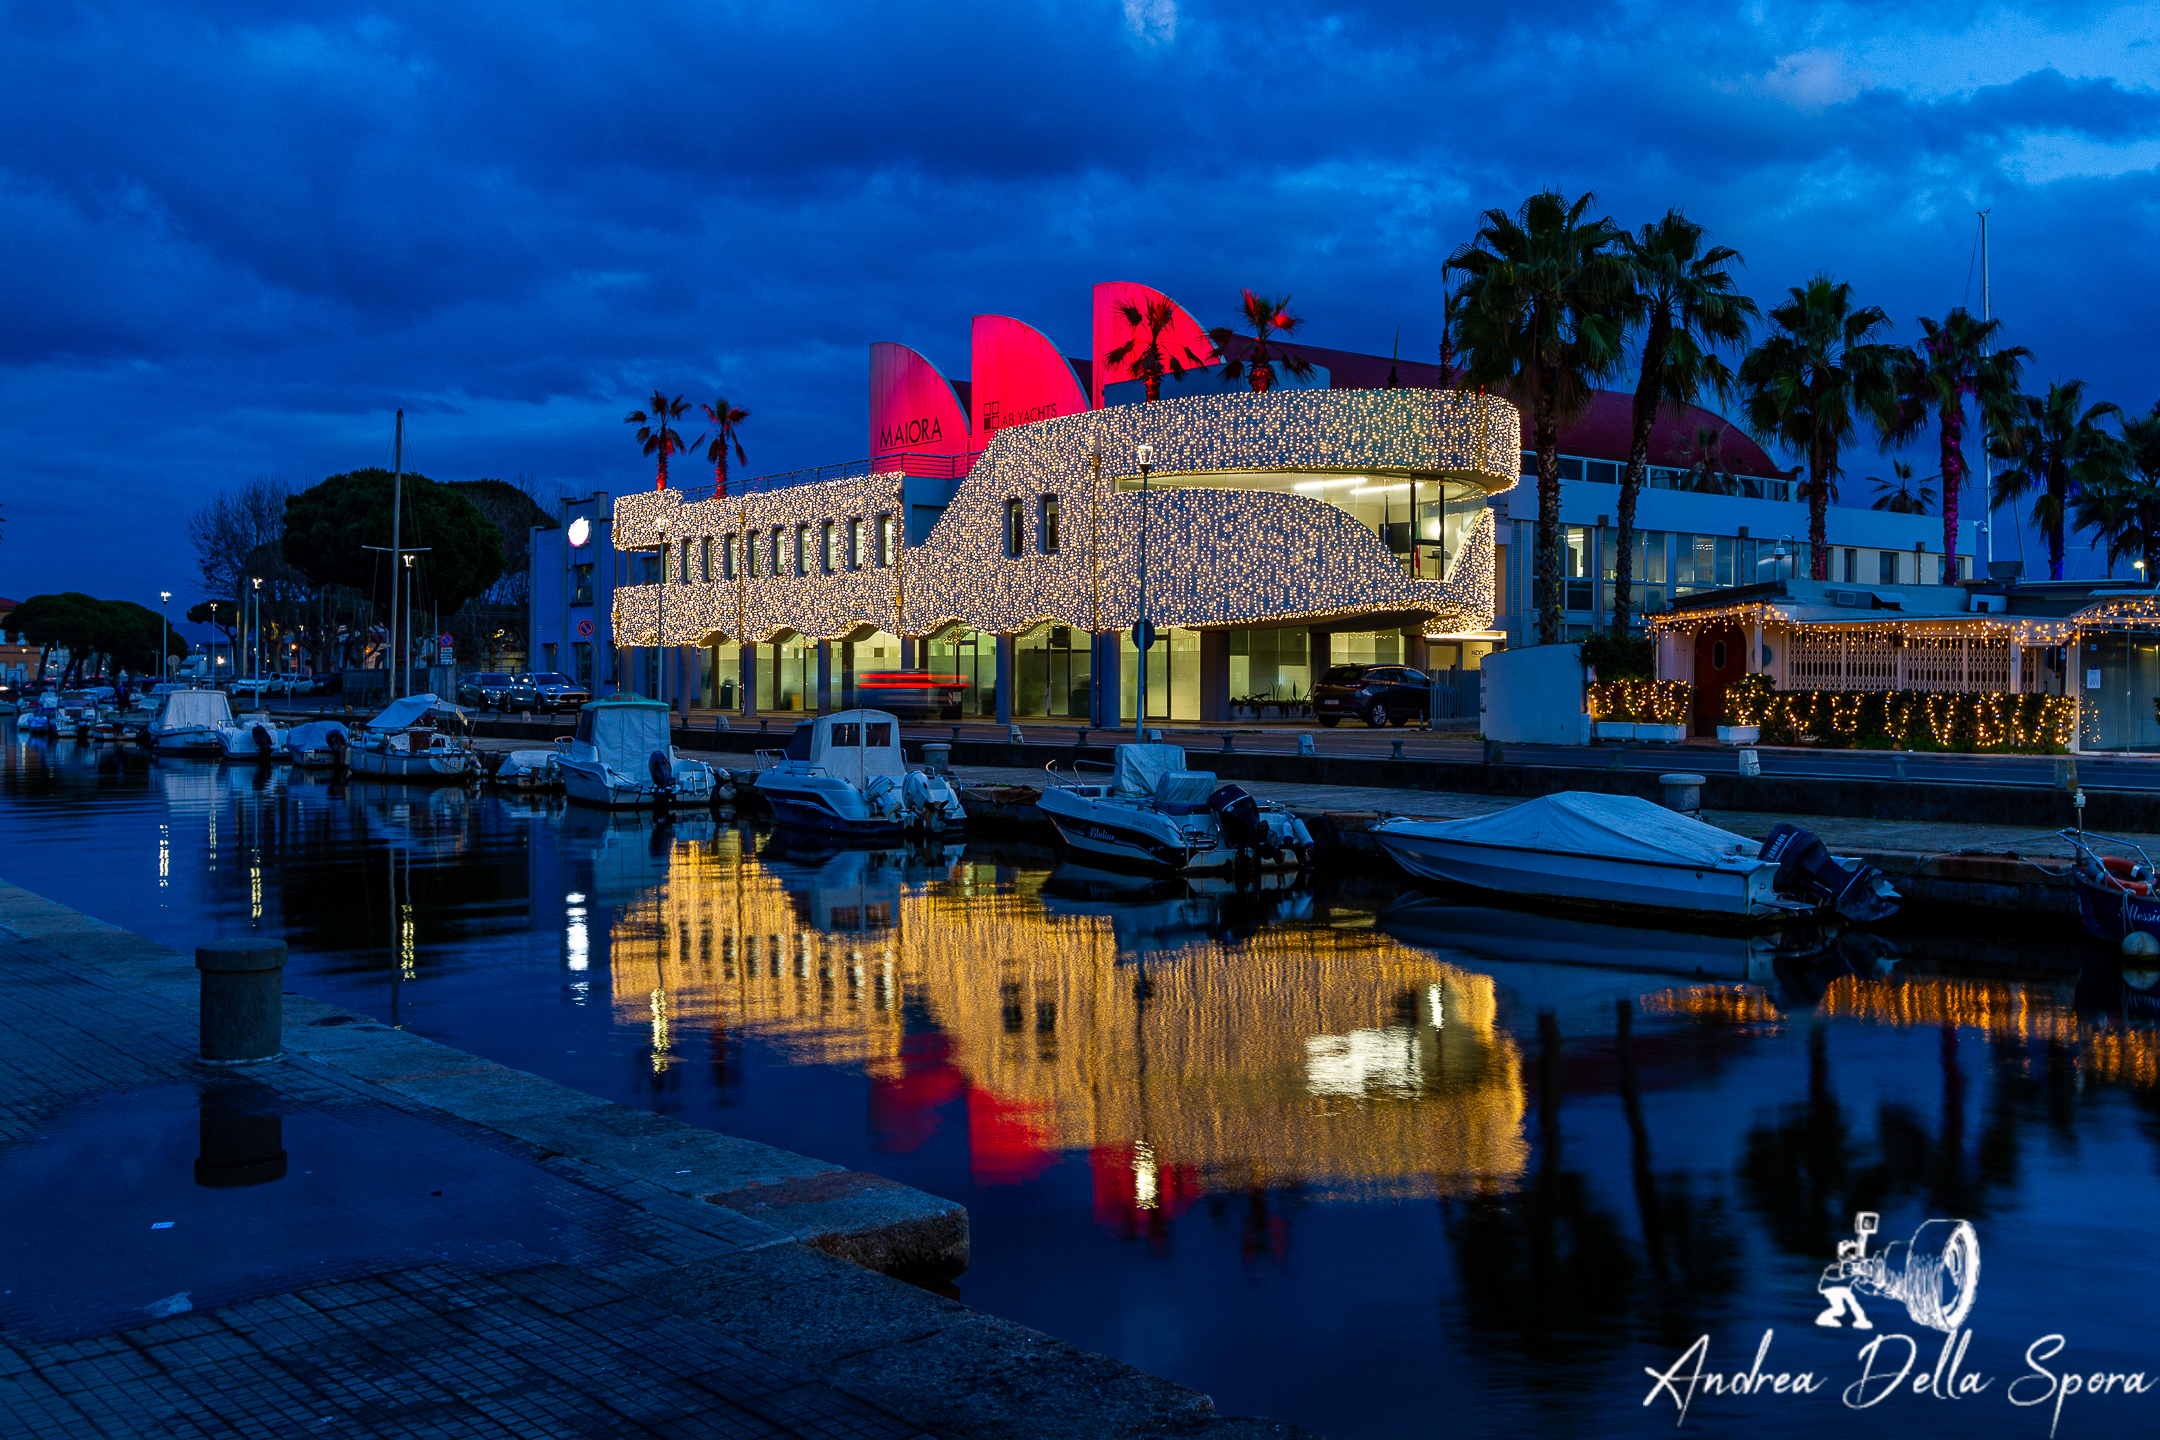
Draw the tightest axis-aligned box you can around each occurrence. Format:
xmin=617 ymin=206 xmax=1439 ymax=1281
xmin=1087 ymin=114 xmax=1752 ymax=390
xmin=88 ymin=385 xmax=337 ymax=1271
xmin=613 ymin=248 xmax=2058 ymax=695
xmin=151 ymin=725 xmax=224 ymax=755
xmin=347 ymin=747 xmax=479 ymax=781
xmin=1371 ymin=825 xmax=1795 ymax=924
xmin=559 ymin=756 xmax=715 ymax=809
xmin=1036 ymin=784 xmax=1310 ymax=874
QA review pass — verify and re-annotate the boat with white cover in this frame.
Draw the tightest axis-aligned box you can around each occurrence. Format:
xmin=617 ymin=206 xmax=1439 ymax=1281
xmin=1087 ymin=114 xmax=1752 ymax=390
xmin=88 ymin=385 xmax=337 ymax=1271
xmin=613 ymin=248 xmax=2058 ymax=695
xmin=1369 ymin=793 xmax=1898 ymax=930
xmin=147 ymin=688 xmax=233 ymax=756
xmin=484 ymin=747 xmax=564 ymax=791
xmin=347 ymin=694 xmax=480 ymax=782
xmin=284 ymin=720 xmax=351 ymax=768
xmin=216 ymin=711 xmax=291 ymax=761
xmin=752 ymin=709 xmax=964 ymax=839
xmin=554 ymin=697 xmax=716 ymax=808
xmin=1036 ymin=743 xmax=1315 ymax=874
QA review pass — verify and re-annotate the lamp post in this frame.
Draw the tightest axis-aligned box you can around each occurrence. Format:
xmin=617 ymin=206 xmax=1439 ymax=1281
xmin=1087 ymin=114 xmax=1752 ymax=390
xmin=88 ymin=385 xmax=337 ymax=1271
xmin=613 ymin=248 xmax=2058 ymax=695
xmin=250 ymin=577 xmax=262 ymax=686
xmin=653 ymin=515 xmax=670 ymax=710
xmin=1132 ymin=442 xmax=1154 ymax=741
xmin=158 ymin=591 xmax=171 ymax=682
xmin=401 ymin=553 xmax=416 ymax=697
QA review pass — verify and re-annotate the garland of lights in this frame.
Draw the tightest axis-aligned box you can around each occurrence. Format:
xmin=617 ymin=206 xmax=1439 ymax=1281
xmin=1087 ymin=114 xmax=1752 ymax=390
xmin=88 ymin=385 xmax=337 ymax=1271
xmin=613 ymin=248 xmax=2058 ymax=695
xmin=1729 ymin=683 xmax=2075 ymax=753
xmin=609 ymin=388 xmax=1522 ymax=648
xmin=1586 ymin=679 xmax=1692 ymax=724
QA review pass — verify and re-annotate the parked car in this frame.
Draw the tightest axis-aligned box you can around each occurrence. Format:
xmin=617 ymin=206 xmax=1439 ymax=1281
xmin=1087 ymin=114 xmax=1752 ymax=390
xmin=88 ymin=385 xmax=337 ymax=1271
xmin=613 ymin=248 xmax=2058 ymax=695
xmin=504 ymin=672 xmax=591 ymax=714
xmin=456 ymin=672 xmax=520 ymax=710
xmin=1311 ymin=664 xmax=1432 ymax=728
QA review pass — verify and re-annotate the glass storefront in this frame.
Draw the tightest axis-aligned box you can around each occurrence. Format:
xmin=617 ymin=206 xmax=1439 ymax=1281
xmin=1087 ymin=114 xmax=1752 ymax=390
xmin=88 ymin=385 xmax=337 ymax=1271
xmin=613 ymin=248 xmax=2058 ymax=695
xmin=1017 ymin=624 xmax=1091 ymax=717
xmin=755 ymin=633 xmax=814 ymax=711
xmin=925 ymin=626 xmax=995 ymax=717
xmin=1114 ymin=471 xmax=1487 ymax=581
xmin=1229 ymin=629 xmax=1311 ymax=707
xmin=701 ymin=639 xmax=740 ymax=709
xmin=1120 ymin=627 xmax=1199 ymax=721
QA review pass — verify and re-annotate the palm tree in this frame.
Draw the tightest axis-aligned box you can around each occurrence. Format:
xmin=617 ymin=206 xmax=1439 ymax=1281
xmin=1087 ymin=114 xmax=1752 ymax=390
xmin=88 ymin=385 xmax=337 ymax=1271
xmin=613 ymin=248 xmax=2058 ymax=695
xmin=1884 ymin=308 xmax=2028 ymax=576
xmin=626 ymin=391 xmax=690 ymax=491
xmin=1990 ymin=380 xmax=2124 ymax=580
xmin=1104 ymin=299 xmax=1211 ymax=402
xmin=1206 ymin=290 xmax=1314 ymax=393
xmin=1451 ymin=190 xmax=1630 ymax=644
xmin=1611 ymin=210 xmax=1757 ymax=635
xmin=699 ymin=396 xmax=750 ymax=496
xmin=1868 ymin=459 xmax=1938 ymax=515
xmin=1737 ymin=276 xmax=1901 ymax=580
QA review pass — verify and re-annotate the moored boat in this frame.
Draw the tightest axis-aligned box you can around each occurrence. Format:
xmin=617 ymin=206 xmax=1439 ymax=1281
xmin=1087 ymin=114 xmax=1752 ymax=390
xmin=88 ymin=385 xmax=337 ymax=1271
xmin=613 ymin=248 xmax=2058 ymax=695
xmin=484 ymin=747 xmax=564 ymax=792
xmin=1035 ymin=743 xmax=1313 ymax=874
xmin=285 ymin=720 xmax=351 ymax=768
xmin=554 ymin=697 xmax=715 ymax=808
xmin=146 ymin=689 xmax=233 ymax=755
xmin=216 ymin=712 xmax=291 ymax=762
xmin=752 ymin=708 xmax=963 ymax=838
xmin=346 ymin=694 xmax=480 ymax=782
xmin=1369 ymin=793 xmax=1899 ymax=931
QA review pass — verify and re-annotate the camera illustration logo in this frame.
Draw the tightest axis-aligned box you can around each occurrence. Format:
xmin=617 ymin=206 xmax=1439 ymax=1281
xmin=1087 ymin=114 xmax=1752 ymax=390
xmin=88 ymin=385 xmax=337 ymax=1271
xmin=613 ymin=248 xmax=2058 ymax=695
xmin=1815 ymin=1210 xmax=1981 ymax=1334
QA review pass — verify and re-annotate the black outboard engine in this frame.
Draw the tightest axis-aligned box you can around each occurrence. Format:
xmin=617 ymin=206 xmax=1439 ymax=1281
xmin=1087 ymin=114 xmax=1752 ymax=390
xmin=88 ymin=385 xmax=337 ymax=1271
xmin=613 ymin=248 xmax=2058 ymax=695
xmin=1207 ymin=784 xmax=1270 ymax=858
xmin=1759 ymin=823 xmax=1900 ymax=924
xmin=326 ymin=728 xmax=349 ymax=770
xmin=251 ymin=724 xmax=276 ymax=757
xmin=648 ymin=748 xmax=677 ymax=803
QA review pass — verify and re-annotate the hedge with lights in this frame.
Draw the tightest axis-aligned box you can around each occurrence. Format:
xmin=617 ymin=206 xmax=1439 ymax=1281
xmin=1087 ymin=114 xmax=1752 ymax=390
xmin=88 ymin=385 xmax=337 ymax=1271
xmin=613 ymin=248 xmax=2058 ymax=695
xmin=1730 ymin=681 xmax=2074 ymax=752
xmin=1586 ymin=678 xmax=1692 ymax=724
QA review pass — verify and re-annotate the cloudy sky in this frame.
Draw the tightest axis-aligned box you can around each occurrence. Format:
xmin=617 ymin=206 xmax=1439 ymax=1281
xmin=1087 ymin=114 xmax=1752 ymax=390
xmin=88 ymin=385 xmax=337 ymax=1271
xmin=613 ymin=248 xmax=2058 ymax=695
xmin=5 ymin=0 xmax=2159 ymax=608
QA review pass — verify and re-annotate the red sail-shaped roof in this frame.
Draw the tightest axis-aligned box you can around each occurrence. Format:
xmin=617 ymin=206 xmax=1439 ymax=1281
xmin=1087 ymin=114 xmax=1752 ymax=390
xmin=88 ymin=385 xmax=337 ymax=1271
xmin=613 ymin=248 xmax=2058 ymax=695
xmin=869 ymin=341 xmax=972 ymax=469
xmin=970 ymin=315 xmax=1090 ymax=441
xmin=1091 ymin=282 xmax=1218 ymax=409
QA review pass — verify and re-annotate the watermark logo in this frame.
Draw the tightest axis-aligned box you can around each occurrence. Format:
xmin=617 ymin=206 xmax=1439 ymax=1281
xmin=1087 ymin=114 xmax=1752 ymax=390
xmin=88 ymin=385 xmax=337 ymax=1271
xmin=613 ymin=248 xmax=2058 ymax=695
xmin=1814 ymin=1210 xmax=1980 ymax=1334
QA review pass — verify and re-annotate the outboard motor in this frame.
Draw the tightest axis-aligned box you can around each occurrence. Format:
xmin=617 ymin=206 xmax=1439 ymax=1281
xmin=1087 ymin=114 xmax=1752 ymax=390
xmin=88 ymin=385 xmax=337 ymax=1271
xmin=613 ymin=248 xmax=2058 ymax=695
xmin=326 ymin=728 xmax=349 ymax=770
xmin=1207 ymin=784 xmax=1270 ymax=859
xmin=1759 ymin=823 xmax=1900 ymax=924
xmin=648 ymin=748 xmax=677 ymax=802
xmin=251 ymin=723 xmax=276 ymax=757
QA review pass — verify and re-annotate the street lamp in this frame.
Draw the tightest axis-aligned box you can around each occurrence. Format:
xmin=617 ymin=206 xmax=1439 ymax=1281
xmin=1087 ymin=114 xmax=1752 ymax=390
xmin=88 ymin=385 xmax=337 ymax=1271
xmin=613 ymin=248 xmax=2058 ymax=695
xmin=654 ymin=515 xmax=670 ymax=711
xmin=158 ymin=591 xmax=171 ymax=683
xmin=1132 ymin=442 xmax=1155 ymax=741
xmin=250 ymin=577 xmax=262 ymax=686
xmin=401 ymin=553 xmax=416 ymax=697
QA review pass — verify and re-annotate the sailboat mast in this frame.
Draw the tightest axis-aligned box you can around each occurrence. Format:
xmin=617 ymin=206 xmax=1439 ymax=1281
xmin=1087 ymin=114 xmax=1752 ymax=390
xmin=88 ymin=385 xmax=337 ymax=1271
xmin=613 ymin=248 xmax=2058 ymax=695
xmin=391 ymin=410 xmax=404 ymax=694
xmin=1979 ymin=213 xmax=1993 ymax=566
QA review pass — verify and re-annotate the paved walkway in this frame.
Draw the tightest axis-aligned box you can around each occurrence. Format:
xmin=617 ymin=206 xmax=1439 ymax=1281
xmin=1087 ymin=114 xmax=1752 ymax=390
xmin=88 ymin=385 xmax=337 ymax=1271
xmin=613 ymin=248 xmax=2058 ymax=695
xmin=0 ymin=886 xmax=1313 ymax=1440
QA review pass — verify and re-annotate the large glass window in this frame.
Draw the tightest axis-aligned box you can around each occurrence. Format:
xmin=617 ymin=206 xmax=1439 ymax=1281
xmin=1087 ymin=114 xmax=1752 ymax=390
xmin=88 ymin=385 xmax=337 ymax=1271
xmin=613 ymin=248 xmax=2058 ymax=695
xmin=1600 ymin=528 xmax=1668 ymax=618
xmin=1120 ymin=627 xmax=1199 ymax=722
xmin=1228 ymin=629 xmax=1311 ymax=708
xmin=1015 ymin=623 xmax=1091 ymax=716
xmin=1117 ymin=470 xmax=1488 ymax=581
xmin=925 ymin=626 xmax=994 ymax=717
xmin=1672 ymin=534 xmax=1736 ymax=595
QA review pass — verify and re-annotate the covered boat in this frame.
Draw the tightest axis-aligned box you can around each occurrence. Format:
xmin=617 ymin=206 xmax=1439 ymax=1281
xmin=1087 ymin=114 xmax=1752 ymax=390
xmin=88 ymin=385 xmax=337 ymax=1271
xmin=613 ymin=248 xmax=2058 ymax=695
xmin=484 ymin=747 xmax=563 ymax=791
xmin=347 ymin=694 xmax=480 ymax=781
xmin=216 ymin=711 xmax=291 ymax=761
xmin=1370 ymin=793 xmax=1898 ymax=930
xmin=1035 ymin=743 xmax=1314 ymax=874
xmin=553 ymin=698 xmax=715 ymax=808
xmin=285 ymin=720 xmax=351 ymax=768
xmin=147 ymin=688 xmax=233 ymax=755
xmin=752 ymin=709 xmax=963 ymax=837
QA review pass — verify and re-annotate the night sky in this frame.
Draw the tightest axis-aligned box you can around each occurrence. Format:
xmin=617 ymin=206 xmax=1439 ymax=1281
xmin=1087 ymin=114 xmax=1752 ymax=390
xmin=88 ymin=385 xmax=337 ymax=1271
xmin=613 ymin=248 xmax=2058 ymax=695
xmin=6 ymin=0 xmax=2158 ymax=615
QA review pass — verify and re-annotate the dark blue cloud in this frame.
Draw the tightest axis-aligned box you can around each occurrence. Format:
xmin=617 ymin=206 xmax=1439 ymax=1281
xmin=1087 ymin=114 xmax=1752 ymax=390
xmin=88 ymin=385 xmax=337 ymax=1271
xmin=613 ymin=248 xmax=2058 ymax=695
xmin=5 ymin=0 xmax=2160 ymax=602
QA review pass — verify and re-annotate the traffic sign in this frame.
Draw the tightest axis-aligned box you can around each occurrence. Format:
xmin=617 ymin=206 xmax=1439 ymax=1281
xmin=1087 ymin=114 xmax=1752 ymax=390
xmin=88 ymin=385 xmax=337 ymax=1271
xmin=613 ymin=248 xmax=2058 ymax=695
xmin=1131 ymin=618 xmax=1157 ymax=652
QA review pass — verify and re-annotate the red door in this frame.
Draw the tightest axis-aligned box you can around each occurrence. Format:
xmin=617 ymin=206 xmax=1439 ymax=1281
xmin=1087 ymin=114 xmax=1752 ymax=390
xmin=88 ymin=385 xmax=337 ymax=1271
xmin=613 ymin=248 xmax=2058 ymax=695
xmin=1693 ymin=626 xmax=1746 ymax=735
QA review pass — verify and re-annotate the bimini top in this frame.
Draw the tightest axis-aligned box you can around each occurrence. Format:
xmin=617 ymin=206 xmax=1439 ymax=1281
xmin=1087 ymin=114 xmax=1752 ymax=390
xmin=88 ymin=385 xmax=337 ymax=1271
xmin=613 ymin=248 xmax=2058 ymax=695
xmin=366 ymin=693 xmax=449 ymax=732
xmin=571 ymin=697 xmax=671 ymax=776
xmin=782 ymin=708 xmax=905 ymax=785
xmin=287 ymin=720 xmax=350 ymax=750
xmin=1407 ymin=792 xmax=1759 ymax=870
xmin=159 ymin=689 xmax=234 ymax=730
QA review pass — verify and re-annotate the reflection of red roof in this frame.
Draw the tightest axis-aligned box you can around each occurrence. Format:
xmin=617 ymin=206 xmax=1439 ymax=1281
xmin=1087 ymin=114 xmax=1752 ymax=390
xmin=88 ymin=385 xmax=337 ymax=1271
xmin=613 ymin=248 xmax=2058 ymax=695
xmin=1212 ymin=338 xmax=1785 ymax=478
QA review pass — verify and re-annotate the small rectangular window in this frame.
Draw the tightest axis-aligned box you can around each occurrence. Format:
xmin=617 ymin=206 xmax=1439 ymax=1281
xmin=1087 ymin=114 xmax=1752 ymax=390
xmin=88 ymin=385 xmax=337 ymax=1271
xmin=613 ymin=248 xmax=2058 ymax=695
xmin=795 ymin=524 xmax=808 ymax=575
xmin=866 ymin=721 xmax=892 ymax=747
xmin=1879 ymin=550 xmax=1899 ymax=585
xmin=1842 ymin=547 xmax=1856 ymax=584
xmin=746 ymin=530 xmax=760 ymax=578
xmin=832 ymin=722 xmax=858 ymax=747
xmin=822 ymin=520 xmax=838 ymax=573
xmin=571 ymin=564 xmax=594 ymax=605
xmin=769 ymin=529 xmax=782 ymax=576
xmin=1004 ymin=498 xmax=1024 ymax=557
xmin=878 ymin=513 xmax=896 ymax=566
xmin=659 ymin=543 xmax=673 ymax=583
xmin=848 ymin=517 xmax=863 ymax=568
xmin=1041 ymin=494 xmax=1060 ymax=554
xmin=723 ymin=533 xmax=738 ymax=580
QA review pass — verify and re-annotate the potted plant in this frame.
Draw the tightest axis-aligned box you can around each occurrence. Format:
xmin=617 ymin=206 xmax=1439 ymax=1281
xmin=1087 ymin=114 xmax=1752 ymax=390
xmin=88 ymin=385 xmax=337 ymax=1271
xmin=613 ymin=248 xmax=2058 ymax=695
xmin=1719 ymin=674 xmax=1770 ymax=745
xmin=1634 ymin=678 xmax=1690 ymax=743
xmin=1587 ymin=680 xmax=1636 ymax=740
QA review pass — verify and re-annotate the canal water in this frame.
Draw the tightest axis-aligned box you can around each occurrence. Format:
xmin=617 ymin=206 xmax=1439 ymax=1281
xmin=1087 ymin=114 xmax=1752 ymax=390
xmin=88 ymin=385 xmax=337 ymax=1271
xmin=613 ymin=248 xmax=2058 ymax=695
xmin=4 ymin=734 xmax=2158 ymax=1438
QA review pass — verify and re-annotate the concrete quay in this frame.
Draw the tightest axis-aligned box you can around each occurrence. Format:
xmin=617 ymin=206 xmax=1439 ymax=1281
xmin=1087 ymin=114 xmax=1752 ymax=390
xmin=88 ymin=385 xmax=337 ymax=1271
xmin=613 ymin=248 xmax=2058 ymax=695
xmin=0 ymin=879 xmax=1318 ymax=1440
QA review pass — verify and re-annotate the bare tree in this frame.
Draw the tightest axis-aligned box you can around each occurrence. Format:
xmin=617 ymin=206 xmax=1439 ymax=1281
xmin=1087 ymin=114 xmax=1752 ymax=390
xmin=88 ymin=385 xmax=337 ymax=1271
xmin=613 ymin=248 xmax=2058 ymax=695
xmin=189 ymin=475 xmax=292 ymax=602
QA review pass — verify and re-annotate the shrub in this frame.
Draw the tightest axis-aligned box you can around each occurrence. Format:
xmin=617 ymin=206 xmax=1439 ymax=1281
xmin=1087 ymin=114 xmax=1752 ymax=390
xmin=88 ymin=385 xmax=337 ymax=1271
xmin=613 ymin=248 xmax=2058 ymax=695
xmin=1736 ymin=686 xmax=2072 ymax=753
xmin=1588 ymin=678 xmax=1692 ymax=724
xmin=1580 ymin=631 xmax=1655 ymax=681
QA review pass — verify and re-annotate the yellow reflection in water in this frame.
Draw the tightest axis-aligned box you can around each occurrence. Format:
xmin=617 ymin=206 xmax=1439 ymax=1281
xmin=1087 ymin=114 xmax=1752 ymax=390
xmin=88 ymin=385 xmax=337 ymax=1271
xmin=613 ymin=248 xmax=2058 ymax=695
xmin=605 ymin=831 xmax=1528 ymax=1203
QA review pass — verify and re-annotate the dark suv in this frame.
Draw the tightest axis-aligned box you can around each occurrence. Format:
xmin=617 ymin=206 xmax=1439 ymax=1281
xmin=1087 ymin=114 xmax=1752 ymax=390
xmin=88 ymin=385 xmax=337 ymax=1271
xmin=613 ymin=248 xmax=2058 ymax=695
xmin=457 ymin=673 xmax=519 ymax=710
xmin=506 ymin=672 xmax=591 ymax=714
xmin=1312 ymin=664 xmax=1431 ymax=728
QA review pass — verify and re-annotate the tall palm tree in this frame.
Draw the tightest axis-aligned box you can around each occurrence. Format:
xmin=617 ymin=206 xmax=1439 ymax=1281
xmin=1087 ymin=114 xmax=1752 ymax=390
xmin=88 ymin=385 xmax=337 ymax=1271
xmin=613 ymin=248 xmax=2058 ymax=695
xmin=1611 ymin=211 xmax=1757 ymax=635
xmin=1206 ymin=290 xmax=1314 ymax=393
xmin=699 ymin=396 xmax=750 ymax=496
xmin=626 ymin=391 xmax=691 ymax=490
xmin=1991 ymin=381 xmax=2124 ymax=580
xmin=1451 ymin=190 xmax=1630 ymax=644
xmin=1737 ymin=276 xmax=1901 ymax=580
xmin=1868 ymin=459 xmax=1937 ymax=515
xmin=1884 ymin=308 xmax=2028 ymax=577
xmin=1104 ymin=299 xmax=1211 ymax=402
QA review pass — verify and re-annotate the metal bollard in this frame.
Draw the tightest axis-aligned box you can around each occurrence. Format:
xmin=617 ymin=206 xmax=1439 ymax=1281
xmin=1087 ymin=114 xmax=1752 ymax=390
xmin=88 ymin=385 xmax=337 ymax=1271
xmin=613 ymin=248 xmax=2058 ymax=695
xmin=1074 ymin=727 xmax=1089 ymax=747
xmin=1220 ymin=732 xmax=1237 ymax=753
xmin=922 ymin=742 xmax=952 ymax=776
xmin=951 ymin=724 xmax=964 ymax=744
xmin=195 ymin=937 xmax=287 ymax=1066
xmin=1658 ymin=772 xmax=1705 ymax=818
xmin=1297 ymin=733 xmax=1317 ymax=757
xmin=1390 ymin=738 xmax=1406 ymax=760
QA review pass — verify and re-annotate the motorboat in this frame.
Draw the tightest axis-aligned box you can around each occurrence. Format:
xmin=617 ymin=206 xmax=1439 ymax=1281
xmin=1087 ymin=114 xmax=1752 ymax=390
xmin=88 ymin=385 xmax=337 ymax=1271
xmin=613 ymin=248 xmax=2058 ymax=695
xmin=483 ymin=747 xmax=563 ymax=791
xmin=1369 ymin=793 xmax=1899 ymax=931
xmin=1035 ymin=743 xmax=1315 ymax=874
xmin=752 ymin=708 xmax=964 ymax=838
xmin=216 ymin=711 xmax=290 ymax=762
xmin=145 ymin=688 xmax=233 ymax=756
xmin=285 ymin=720 xmax=351 ymax=768
xmin=554 ymin=697 xmax=716 ymax=808
xmin=346 ymin=693 xmax=481 ymax=782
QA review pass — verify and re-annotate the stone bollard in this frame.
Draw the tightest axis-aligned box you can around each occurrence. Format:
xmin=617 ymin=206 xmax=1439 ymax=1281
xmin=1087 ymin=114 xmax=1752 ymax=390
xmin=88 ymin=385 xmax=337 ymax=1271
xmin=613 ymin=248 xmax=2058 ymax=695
xmin=1736 ymin=748 xmax=1761 ymax=777
xmin=1658 ymin=772 xmax=1706 ymax=818
xmin=714 ymin=714 xmax=730 ymax=732
xmin=1220 ymin=732 xmax=1237 ymax=753
xmin=1297 ymin=733 xmax=1317 ymax=757
xmin=196 ymin=937 xmax=287 ymax=1066
xmin=2056 ymin=756 xmax=2079 ymax=792
xmin=1483 ymin=738 xmax=1505 ymax=765
xmin=922 ymin=742 xmax=952 ymax=776
xmin=1008 ymin=724 xmax=1025 ymax=745
xmin=1892 ymin=751 xmax=1908 ymax=781
xmin=1144 ymin=728 xmax=1164 ymax=743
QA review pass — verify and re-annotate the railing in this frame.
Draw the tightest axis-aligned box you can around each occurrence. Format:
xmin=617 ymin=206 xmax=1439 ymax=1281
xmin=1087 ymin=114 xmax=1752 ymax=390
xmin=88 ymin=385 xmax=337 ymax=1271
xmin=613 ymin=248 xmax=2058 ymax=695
xmin=669 ymin=450 xmax=986 ymax=506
